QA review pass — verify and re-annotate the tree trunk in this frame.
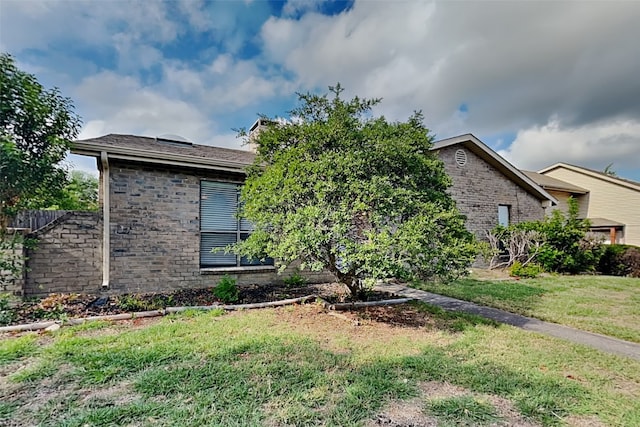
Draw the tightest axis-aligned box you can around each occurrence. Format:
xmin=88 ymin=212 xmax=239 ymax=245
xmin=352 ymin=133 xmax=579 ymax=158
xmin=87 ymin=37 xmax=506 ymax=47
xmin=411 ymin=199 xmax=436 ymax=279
xmin=325 ymin=261 xmax=368 ymax=301
xmin=339 ymin=273 xmax=368 ymax=301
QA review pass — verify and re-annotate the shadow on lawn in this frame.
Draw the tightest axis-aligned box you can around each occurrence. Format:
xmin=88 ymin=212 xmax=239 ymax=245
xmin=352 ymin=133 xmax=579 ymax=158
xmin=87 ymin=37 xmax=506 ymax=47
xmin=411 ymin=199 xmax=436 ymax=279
xmin=414 ymin=278 xmax=548 ymax=314
xmin=4 ymin=321 xmax=585 ymax=427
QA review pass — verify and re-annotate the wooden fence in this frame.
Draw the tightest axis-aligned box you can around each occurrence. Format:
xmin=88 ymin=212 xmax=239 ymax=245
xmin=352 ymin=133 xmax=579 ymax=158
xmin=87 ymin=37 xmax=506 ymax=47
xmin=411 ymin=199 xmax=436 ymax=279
xmin=9 ymin=210 xmax=70 ymax=231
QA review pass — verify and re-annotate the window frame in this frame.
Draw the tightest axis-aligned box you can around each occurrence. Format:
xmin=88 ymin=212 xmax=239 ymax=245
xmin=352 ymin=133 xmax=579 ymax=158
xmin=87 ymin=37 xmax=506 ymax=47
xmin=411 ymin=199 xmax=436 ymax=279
xmin=199 ymin=179 xmax=274 ymax=269
xmin=498 ymin=204 xmax=510 ymax=227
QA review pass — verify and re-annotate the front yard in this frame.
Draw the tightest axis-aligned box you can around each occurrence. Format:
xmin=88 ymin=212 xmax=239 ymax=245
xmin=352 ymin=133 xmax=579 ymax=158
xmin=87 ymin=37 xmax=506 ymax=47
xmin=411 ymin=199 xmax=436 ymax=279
xmin=2 ymin=300 xmax=639 ymax=426
xmin=416 ymin=274 xmax=640 ymax=343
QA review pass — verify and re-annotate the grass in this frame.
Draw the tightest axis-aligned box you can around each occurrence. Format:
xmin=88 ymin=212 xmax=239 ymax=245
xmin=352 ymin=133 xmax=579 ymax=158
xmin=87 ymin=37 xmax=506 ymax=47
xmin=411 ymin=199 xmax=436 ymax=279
xmin=0 ymin=333 xmax=38 ymax=364
xmin=1 ymin=302 xmax=638 ymax=426
xmin=426 ymin=395 xmax=500 ymax=426
xmin=415 ymin=274 xmax=640 ymax=343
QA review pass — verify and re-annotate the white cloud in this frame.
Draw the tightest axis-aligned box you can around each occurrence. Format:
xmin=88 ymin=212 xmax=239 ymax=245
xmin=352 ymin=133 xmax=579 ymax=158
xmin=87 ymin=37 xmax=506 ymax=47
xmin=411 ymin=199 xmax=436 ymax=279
xmin=260 ymin=0 xmax=640 ymax=136
xmin=257 ymin=0 xmax=640 ymax=178
xmin=4 ymin=0 xmax=639 ymax=179
xmin=499 ymin=117 xmax=640 ymax=172
xmin=0 ymin=1 xmax=178 ymax=52
xmin=161 ymin=55 xmax=294 ymax=112
xmin=74 ymin=71 xmax=222 ymax=145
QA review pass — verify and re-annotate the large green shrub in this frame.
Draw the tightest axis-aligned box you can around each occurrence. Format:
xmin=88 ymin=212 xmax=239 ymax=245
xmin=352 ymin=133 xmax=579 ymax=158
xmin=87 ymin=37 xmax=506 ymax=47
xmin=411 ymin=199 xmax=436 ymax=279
xmin=598 ymin=244 xmax=640 ymax=277
xmin=526 ymin=198 xmax=602 ymax=273
xmin=1 ymin=53 xmax=81 ymax=228
xmin=235 ymin=85 xmax=478 ymax=299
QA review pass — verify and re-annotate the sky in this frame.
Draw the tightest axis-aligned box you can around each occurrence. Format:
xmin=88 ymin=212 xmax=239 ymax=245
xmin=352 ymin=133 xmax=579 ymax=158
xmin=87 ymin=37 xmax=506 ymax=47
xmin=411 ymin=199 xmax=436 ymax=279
xmin=1 ymin=0 xmax=640 ymax=181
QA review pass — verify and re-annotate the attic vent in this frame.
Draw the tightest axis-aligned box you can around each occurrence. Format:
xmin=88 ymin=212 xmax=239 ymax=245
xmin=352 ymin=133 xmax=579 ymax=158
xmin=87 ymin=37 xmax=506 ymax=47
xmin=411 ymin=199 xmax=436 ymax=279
xmin=455 ymin=149 xmax=467 ymax=166
xmin=156 ymin=134 xmax=193 ymax=146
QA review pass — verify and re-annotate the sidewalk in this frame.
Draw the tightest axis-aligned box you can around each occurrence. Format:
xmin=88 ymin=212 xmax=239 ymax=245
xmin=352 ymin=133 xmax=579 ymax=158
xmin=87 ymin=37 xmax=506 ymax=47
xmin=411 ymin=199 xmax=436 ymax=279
xmin=375 ymin=283 xmax=640 ymax=361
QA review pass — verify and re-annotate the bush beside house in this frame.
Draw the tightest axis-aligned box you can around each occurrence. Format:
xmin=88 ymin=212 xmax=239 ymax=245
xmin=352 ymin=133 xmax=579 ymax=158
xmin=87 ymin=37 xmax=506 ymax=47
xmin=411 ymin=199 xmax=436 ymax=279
xmin=488 ymin=198 xmax=604 ymax=277
xmin=598 ymin=245 xmax=640 ymax=278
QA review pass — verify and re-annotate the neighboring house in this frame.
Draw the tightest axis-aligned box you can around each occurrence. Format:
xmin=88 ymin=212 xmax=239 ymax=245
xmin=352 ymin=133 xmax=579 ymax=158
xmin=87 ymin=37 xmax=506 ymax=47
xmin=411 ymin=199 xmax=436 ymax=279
xmin=522 ymin=170 xmax=590 ymax=217
xmin=522 ymin=170 xmax=625 ymax=243
xmin=532 ymin=163 xmax=640 ymax=245
xmin=432 ymin=134 xmax=555 ymax=240
xmin=23 ymin=132 xmax=555 ymax=296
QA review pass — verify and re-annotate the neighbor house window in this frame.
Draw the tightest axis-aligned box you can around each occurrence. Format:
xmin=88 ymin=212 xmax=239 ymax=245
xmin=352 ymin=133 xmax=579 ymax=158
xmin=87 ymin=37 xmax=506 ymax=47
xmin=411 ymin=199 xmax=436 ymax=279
xmin=498 ymin=205 xmax=510 ymax=227
xmin=200 ymin=181 xmax=273 ymax=268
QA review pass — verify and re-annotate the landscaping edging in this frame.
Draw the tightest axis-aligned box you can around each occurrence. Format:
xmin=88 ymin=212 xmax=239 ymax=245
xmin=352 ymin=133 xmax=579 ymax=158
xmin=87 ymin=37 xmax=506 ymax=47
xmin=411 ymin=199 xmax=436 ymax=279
xmin=329 ymin=298 xmax=414 ymax=311
xmin=0 ymin=295 xmax=320 ymax=333
xmin=0 ymin=295 xmax=415 ymax=333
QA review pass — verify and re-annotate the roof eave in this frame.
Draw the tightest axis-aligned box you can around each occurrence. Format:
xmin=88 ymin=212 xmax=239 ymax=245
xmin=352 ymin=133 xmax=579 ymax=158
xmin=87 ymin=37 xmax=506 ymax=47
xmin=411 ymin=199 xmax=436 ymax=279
xmin=72 ymin=141 xmax=250 ymax=174
xmin=541 ymin=185 xmax=589 ymax=195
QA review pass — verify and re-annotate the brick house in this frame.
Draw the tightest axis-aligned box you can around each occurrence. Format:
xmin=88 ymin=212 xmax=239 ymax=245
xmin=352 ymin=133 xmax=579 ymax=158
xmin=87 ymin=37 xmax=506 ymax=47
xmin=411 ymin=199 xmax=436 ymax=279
xmin=23 ymin=133 xmax=554 ymax=296
xmin=432 ymin=134 xmax=555 ymax=239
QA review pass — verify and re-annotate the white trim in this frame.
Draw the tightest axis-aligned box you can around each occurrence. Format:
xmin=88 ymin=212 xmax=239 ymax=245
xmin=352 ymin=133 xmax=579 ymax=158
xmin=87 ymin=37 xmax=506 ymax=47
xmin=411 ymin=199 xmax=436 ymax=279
xmin=100 ymin=151 xmax=110 ymax=290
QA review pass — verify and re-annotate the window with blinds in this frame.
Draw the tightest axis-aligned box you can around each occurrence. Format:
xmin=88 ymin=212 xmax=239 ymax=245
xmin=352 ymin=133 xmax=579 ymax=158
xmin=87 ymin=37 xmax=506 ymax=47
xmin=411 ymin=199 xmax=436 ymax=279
xmin=200 ymin=181 xmax=273 ymax=268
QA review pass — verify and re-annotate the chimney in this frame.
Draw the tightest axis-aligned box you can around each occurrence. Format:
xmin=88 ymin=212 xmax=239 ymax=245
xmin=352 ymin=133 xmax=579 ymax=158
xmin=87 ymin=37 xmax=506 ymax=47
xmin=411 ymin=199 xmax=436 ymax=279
xmin=247 ymin=119 xmax=262 ymax=153
xmin=247 ymin=118 xmax=270 ymax=153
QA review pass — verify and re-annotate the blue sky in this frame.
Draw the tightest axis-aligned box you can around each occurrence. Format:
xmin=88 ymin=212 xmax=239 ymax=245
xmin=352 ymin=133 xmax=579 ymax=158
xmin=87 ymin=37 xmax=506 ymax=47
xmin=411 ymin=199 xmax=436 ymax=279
xmin=2 ymin=0 xmax=640 ymax=181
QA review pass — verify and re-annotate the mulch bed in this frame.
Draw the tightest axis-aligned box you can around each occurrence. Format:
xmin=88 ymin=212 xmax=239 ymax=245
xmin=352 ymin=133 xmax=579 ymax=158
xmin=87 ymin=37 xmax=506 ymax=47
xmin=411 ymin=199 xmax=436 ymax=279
xmin=3 ymin=282 xmax=401 ymax=327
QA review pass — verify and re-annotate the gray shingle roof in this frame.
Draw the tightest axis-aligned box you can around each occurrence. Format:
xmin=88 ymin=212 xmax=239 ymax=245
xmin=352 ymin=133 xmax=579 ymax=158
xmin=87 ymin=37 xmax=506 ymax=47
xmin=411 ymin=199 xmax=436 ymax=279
xmin=587 ymin=217 xmax=625 ymax=228
xmin=73 ymin=134 xmax=255 ymax=166
xmin=522 ymin=170 xmax=589 ymax=194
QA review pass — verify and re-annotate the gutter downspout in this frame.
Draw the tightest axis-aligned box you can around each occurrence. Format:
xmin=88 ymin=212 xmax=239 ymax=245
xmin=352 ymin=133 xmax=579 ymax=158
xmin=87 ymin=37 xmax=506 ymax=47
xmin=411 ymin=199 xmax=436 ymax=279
xmin=101 ymin=151 xmax=110 ymax=289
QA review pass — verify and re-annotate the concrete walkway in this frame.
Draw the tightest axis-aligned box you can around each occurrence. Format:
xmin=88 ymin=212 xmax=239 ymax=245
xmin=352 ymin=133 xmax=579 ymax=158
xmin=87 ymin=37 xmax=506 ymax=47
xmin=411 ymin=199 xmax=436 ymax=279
xmin=375 ymin=283 xmax=640 ymax=361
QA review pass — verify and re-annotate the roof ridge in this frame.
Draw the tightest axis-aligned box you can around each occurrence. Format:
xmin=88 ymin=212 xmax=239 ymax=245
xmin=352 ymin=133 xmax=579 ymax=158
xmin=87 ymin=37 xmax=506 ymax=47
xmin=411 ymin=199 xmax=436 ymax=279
xmin=78 ymin=134 xmax=254 ymax=155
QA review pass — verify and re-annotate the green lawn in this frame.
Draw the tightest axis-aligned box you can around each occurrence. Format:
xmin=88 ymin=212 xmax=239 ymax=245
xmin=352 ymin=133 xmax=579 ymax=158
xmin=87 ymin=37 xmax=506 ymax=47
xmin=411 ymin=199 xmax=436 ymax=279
xmin=414 ymin=274 xmax=640 ymax=343
xmin=1 ymin=303 xmax=639 ymax=426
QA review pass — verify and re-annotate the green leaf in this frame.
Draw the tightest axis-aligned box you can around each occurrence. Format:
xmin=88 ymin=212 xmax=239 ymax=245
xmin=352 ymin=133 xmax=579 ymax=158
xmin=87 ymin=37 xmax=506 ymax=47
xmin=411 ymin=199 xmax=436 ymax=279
xmin=232 ymin=85 xmax=478 ymax=298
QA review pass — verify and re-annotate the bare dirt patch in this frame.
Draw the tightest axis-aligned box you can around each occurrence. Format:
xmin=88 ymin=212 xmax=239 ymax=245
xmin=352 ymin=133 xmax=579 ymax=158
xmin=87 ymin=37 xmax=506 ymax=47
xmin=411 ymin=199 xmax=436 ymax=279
xmin=79 ymin=381 xmax=140 ymax=407
xmin=564 ymin=415 xmax=608 ymax=427
xmin=369 ymin=380 xmax=541 ymax=427
xmin=1 ymin=363 xmax=81 ymax=426
xmin=469 ymin=268 xmax=514 ymax=281
xmin=271 ymin=303 xmax=461 ymax=360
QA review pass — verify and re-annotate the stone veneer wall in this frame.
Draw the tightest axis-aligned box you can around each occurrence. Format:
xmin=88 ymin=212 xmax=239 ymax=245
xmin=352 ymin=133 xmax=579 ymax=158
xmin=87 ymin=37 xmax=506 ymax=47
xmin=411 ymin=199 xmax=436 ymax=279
xmin=25 ymin=212 xmax=102 ymax=296
xmin=107 ymin=160 xmax=333 ymax=294
xmin=437 ymin=145 xmax=545 ymax=240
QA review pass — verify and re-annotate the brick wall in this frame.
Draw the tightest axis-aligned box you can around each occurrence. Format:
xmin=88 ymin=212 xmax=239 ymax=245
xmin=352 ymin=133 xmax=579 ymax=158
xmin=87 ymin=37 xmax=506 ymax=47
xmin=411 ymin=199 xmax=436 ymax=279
xmin=25 ymin=212 xmax=102 ymax=296
xmin=0 ymin=229 xmax=29 ymax=295
xmin=27 ymin=146 xmax=545 ymax=297
xmin=437 ymin=145 xmax=545 ymax=240
xmin=107 ymin=161 xmax=334 ymax=294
